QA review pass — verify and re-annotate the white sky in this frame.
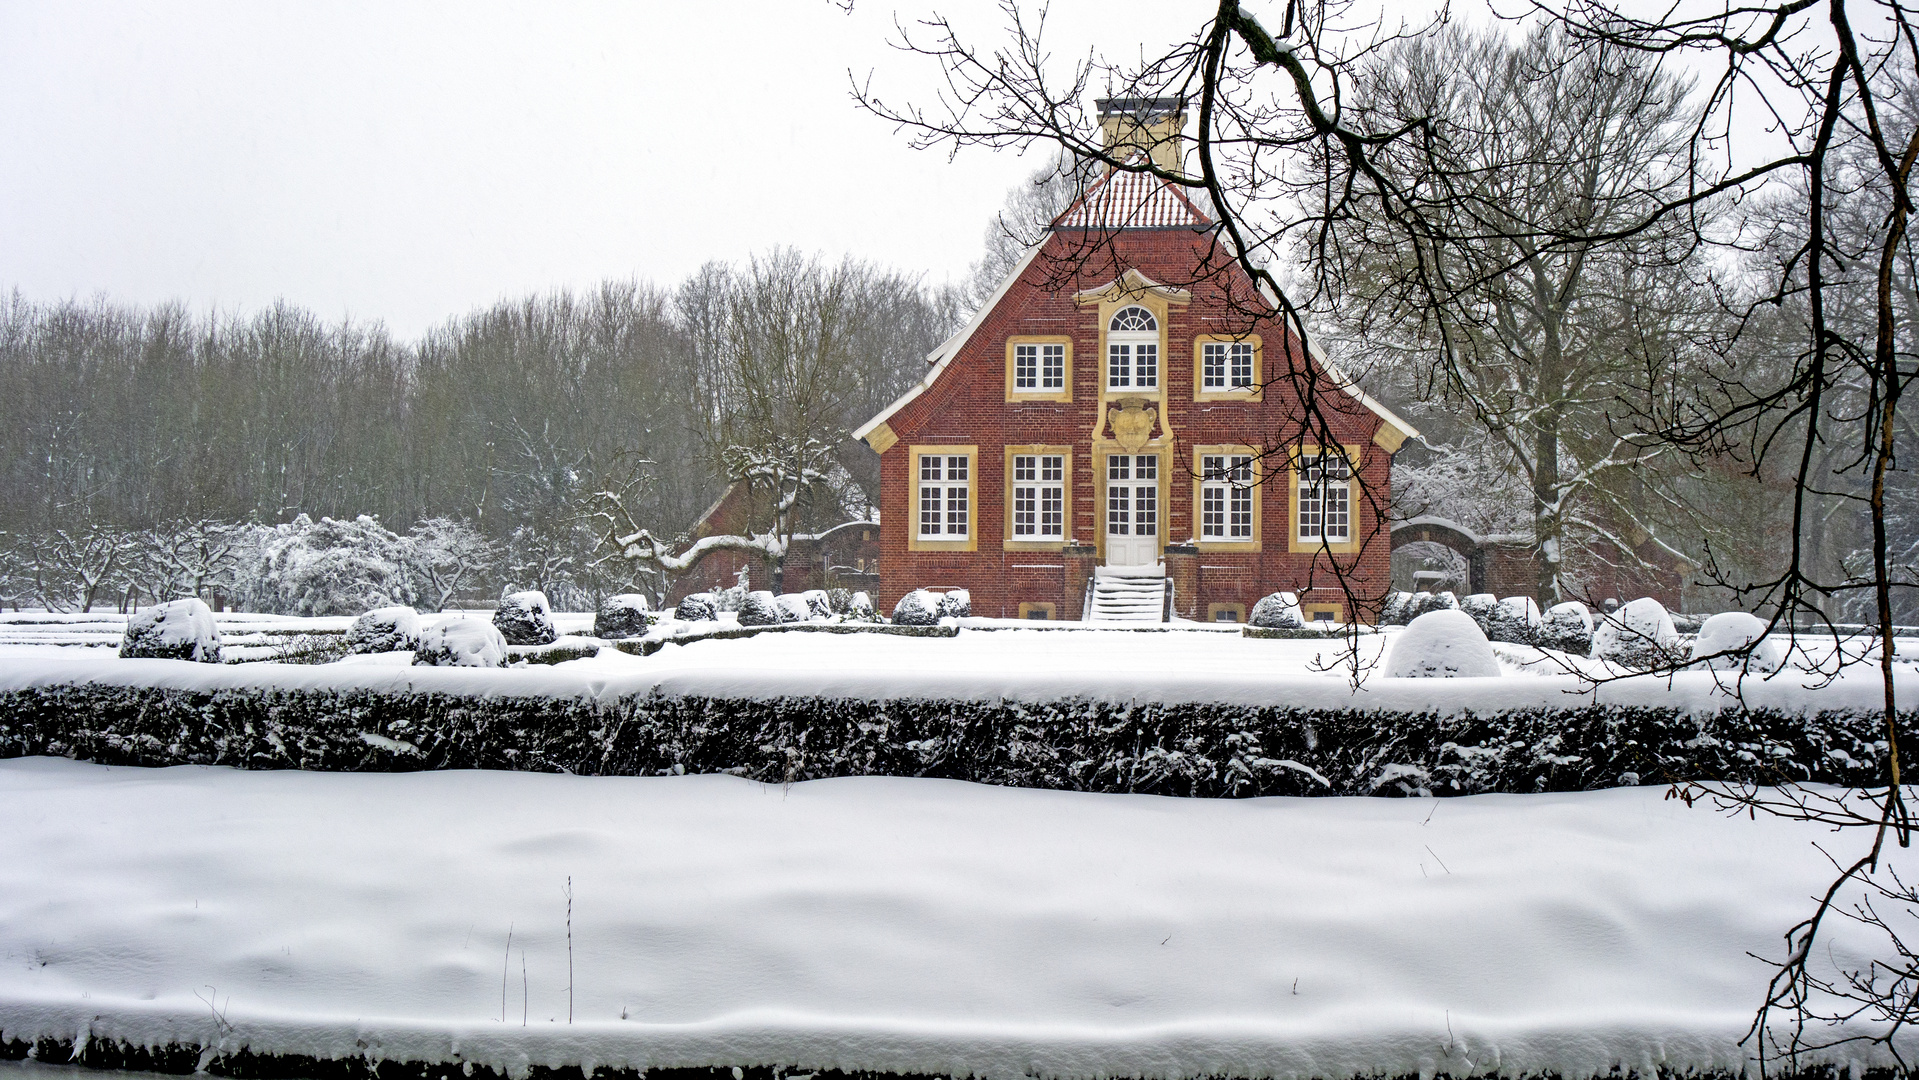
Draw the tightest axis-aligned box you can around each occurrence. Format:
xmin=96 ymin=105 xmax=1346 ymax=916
xmin=0 ymin=0 xmax=1235 ymax=339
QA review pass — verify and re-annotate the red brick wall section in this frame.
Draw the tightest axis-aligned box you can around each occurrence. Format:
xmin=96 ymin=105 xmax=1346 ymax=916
xmin=873 ymin=227 xmax=1395 ymax=620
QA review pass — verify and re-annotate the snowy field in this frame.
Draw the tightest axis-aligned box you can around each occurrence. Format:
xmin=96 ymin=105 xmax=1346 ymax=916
xmin=0 ymin=757 xmax=1910 ymax=1079
xmin=0 ymin=617 xmax=1912 ymax=717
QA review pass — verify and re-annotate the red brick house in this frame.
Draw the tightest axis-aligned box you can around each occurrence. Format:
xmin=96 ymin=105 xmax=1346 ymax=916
xmin=852 ymin=100 xmax=1417 ymax=622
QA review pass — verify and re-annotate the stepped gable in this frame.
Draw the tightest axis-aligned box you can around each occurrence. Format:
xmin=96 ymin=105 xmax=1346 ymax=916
xmin=1051 ymin=165 xmax=1213 ymax=231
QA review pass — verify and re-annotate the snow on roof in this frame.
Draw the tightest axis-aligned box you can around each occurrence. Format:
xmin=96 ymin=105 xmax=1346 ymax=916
xmin=1052 ymin=167 xmax=1213 ymax=231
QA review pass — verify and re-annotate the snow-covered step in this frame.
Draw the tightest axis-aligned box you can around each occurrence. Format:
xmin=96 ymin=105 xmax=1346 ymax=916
xmin=1089 ymin=565 xmax=1168 ymax=622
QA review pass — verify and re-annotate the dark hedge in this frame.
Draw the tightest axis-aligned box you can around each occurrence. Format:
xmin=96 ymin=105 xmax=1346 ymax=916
xmin=0 ymin=677 xmax=1901 ymax=795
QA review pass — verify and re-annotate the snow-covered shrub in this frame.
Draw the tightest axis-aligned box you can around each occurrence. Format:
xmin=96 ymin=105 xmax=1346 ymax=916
xmin=414 ymin=617 xmax=508 ymax=668
xmin=1458 ymin=593 xmax=1499 ymax=635
xmin=675 ymin=593 xmax=718 ymax=622
xmin=238 ymin=515 xmax=417 ymax=616
xmin=594 ymin=594 xmax=653 ymax=640
xmin=1384 ymin=609 xmax=1501 ymax=678
xmin=936 ymin=589 xmax=971 ymax=620
xmin=892 ymin=589 xmax=940 ymax=626
xmin=847 ymin=591 xmax=876 ymax=621
xmin=1592 ymin=597 xmax=1682 ymax=669
xmin=1378 ymin=591 xmax=1416 ymax=626
xmin=800 ymin=589 xmax=833 ymax=619
xmin=345 ymin=606 xmax=422 ymax=655
xmin=120 ymin=598 xmax=222 ymax=663
xmin=1406 ymin=591 xmax=1460 ymax=621
xmin=738 ymin=590 xmax=783 ymax=627
xmin=1537 ymin=601 xmax=1594 ymax=655
xmin=1249 ymin=591 xmax=1304 ymax=629
xmin=1690 ymin=611 xmax=1785 ymax=673
xmin=492 ymin=590 xmax=557 ymax=646
xmin=1487 ymin=596 xmax=1541 ymax=645
xmin=775 ymin=593 xmax=813 ymax=623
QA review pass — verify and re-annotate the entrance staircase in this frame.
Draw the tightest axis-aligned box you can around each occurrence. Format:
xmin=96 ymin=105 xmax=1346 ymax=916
xmin=1086 ymin=564 xmax=1170 ymax=622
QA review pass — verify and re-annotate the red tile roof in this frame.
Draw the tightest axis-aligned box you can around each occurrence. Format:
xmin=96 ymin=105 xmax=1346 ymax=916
xmin=1052 ymin=167 xmax=1213 ymax=230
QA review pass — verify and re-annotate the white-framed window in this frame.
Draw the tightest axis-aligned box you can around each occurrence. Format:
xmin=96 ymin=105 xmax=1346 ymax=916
xmin=1201 ymin=454 xmax=1255 ymax=540
xmin=1013 ymin=343 xmax=1066 ymax=391
xmin=1011 ymin=453 xmax=1066 ymax=539
xmin=1107 ymin=454 xmax=1159 ymax=536
xmin=1297 ymin=450 xmax=1351 ymax=543
xmin=1107 ymin=306 xmax=1159 ymax=390
xmin=1201 ymin=341 xmax=1257 ymax=391
xmin=918 ymin=453 xmax=971 ymax=538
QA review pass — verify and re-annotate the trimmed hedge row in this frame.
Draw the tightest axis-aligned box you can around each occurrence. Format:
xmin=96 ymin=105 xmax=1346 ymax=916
xmin=0 ymin=678 xmax=1901 ymax=795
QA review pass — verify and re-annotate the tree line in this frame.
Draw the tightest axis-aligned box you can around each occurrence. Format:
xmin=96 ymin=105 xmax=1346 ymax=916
xmin=0 ymin=252 xmax=959 ymax=610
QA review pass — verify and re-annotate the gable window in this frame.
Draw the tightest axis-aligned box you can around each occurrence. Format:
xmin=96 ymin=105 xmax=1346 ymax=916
xmin=1297 ymin=449 xmax=1351 ymax=543
xmin=1014 ymin=343 xmax=1065 ymax=391
xmin=1011 ymin=454 xmax=1065 ymax=539
xmin=1107 ymin=306 xmax=1159 ymax=390
xmin=917 ymin=452 xmax=971 ymax=539
xmin=1200 ymin=455 xmax=1256 ymax=540
xmin=1201 ymin=341 xmax=1256 ymax=391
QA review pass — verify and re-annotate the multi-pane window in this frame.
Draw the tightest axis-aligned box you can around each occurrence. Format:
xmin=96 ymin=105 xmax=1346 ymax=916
xmin=918 ymin=454 xmax=970 ymax=538
xmin=1200 ymin=454 xmax=1255 ymax=540
xmin=1011 ymin=454 xmax=1066 ymax=539
xmin=1107 ymin=306 xmax=1159 ymax=390
xmin=1297 ymin=450 xmax=1352 ymax=543
xmin=1013 ymin=343 xmax=1066 ymax=391
xmin=1201 ymin=341 xmax=1257 ymax=391
xmin=1106 ymin=455 xmax=1159 ymax=536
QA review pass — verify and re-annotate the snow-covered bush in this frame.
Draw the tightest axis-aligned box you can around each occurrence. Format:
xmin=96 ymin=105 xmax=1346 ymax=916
xmin=492 ymin=590 xmax=557 ymax=646
xmin=414 ymin=617 xmax=508 ymax=668
xmin=1592 ymin=597 xmax=1682 ymax=669
xmin=345 ymin=606 xmax=422 ymax=655
xmin=775 ymin=593 xmax=813 ymax=623
xmin=1458 ymin=593 xmax=1499 ymax=635
xmin=238 ymin=515 xmax=417 ymax=616
xmin=936 ymin=589 xmax=971 ymax=620
xmin=1379 ymin=591 xmax=1415 ymax=626
xmin=1487 ymin=596 xmax=1541 ymax=645
xmin=800 ymin=589 xmax=833 ymax=619
xmin=1690 ymin=611 xmax=1785 ymax=673
xmin=593 ymin=594 xmax=652 ymax=640
xmin=1537 ymin=601 xmax=1594 ymax=655
xmin=1405 ymin=591 xmax=1460 ymax=621
xmin=892 ymin=589 xmax=940 ymax=626
xmin=120 ymin=598 xmax=222 ymax=663
xmin=847 ymin=591 xmax=876 ymax=621
xmin=1249 ymin=591 xmax=1304 ymax=629
xmin=1384 ymin=609 xmax=1502 ymax=678
xmin=675 ymin=593 xmax=718 ymax=622
xmin=738 ymin=590 xmax=783 ymax=627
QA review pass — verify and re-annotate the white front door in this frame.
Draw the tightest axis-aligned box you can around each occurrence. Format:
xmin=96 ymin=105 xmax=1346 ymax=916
xmin=1105 ymin=453 xmax=1160 ymax=566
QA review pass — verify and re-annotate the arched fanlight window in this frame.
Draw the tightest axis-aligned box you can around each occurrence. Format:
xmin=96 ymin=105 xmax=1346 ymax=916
xmin=1107 ymin=306 xmax=1159 ymax=389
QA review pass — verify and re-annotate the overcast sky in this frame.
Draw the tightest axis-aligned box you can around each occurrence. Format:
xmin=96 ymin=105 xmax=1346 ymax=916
xmin=0 ymin=1 xmax=1232 ymax=338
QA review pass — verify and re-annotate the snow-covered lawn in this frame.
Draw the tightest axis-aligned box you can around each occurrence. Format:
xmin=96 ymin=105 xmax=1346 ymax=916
xmin=0 ymin=758 xmax=1908 ymax=1079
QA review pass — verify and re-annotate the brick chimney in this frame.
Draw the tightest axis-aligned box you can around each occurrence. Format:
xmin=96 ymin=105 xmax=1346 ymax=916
xmin=1096 ymin=97 xmax=1187 ymax=175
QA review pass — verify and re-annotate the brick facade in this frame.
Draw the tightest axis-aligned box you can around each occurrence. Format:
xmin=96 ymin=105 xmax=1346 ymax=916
xmin=857 ymin=199 xmax=1410 ymax=621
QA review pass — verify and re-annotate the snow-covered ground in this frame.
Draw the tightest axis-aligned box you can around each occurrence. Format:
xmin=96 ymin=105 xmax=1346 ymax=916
xmin=0 ymin=757 xmax=1909 ymax=1079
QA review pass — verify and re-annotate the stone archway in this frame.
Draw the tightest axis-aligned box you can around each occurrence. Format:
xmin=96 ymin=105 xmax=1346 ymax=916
xmin=1390 ymin=516 xmax=1486 ymax=595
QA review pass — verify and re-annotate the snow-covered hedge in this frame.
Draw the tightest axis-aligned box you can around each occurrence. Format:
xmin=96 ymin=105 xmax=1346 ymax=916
xmin=491 ymin=591 xmax=556 ymax=646
xmin=119 ymin=599 xmax=222 ymax=663
xmin=345 ymin=606 xmax=422 ymax=655
xmin=593 ymin=594 xmax=653 ymax=640
xmin=1248 ymin=591 xmax=1303 ymax=630
xmin=413 ymin=618 xmax=507 ymax=668
xmin=0 ymin=674 xmax=1898 ymax=797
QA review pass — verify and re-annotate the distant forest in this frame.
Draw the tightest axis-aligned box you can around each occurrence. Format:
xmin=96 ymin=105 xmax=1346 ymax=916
xmin=0 ymin=252 xmax=961 ymax=607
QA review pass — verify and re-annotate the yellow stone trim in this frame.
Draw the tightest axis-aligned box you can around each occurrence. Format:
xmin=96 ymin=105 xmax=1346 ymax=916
xmin=864 ymin=422 xmax=899 ymax=455
xmin=1288 ymin=442 xmax=1365 ymax=556
xmin=1003 ymin=445 xmax=1074 ymax=551
xmin=1192 ymin=333 xmax=1265 ymax=402
xmin=1004 ymin=336 xmax=1074 ymax=403
xmin=1371 ymin=418 xmax=1411 ymax=454
xmin=908 ymin=444 xmax=979 ymax=554
xmin=1207 ymin=601 xmax=1246 ymax=624
xmin=1190 ymin=444 xmax=1263 ymax=553
xmin=1017 ymin=601 xmax=1058 ymax=620
xmin=1302 ymin=601 xmax=1345 ymax=624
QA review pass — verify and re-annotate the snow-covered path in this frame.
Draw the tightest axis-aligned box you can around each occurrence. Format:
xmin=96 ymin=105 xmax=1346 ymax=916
xmin=0 ymin=759 xmax=1906 ymax=1079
